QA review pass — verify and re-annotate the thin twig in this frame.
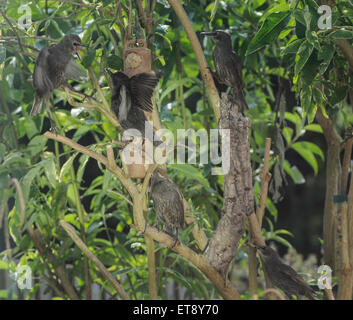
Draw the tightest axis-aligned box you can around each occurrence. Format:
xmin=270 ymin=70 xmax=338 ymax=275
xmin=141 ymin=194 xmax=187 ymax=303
xmin=63 ymin=87 xmax=123 ymax=132
xmin=167 ymin=0 xmax=220 ymax=120
xmin=141 ymin=163 xmax=159 ymax=195
xmin=0 ymin=35 xmax=56 ymax=42
xmin=88 ymin=67 xmax=110 ymax=111
xmin=7 ymin=178 xmax=25 ymax=230
xmin=60 ymin=220 xmax=130 ymax=300
xmin=1 ymin=9 xmax=24 ymax=52
xmin=257 ymin=138 xmax=272 ymax=226
xmin=0 ymin=39 xmax=40 ymax=52
xmin=259 ymin=288 xmax=286 ymax=300
xmin=43 ymin=131 xmax=137 ymax=197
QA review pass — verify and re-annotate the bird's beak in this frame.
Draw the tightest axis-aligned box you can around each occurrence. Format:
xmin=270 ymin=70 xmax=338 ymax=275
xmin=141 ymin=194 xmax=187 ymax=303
xmin=105 ymin=68 xmax=113 ymax=76
xmin=75 ymin=44 xmax=88 ymax=61
xmin=201 ymin=31 xmax=217 ymax=37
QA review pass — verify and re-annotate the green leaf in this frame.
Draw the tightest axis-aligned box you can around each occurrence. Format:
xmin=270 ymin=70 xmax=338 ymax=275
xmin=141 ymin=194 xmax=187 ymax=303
xmin=304 ymin=123 xmax=323 ymax=133
xmin=168 ymin=164 xmax=210 ymax=189
xmin=24 ymin=118 xmax=39 ymax=139
xmin=300 ymin=85 xmax=312 ymax=115
xmin=43 ymin=157 xmax=57 ymax=188
xmin=291 ymin=142 xmax=319 ymax=174
xmin=106 ymin=54 xmax=123 ymax=70
xmin=247 ymin=11 xmax=291 ymax=55
xmin=0 ymin=260 xmax=9 ymax=269
xmin=81 ymin=49 xmax=96 ymax=68
xmin=312 ymin=86 xmax=324 ymax=105
xmin=283 ymin=161 xmax=306 ymax=184
xmin=294 ymin=141 xmax=324 ymax=160
xmin=328 ymin=85 xmax=348 ymax=105
xmin=292 ymin=9 xmax=306 ymax=26
xmin=329 ymin=29 xmax=353 ymax=39
xmin=27 ymin=135 xmax=47 ymax=157
xmin=295 ymin=40 xmax=314 ymax=75
xmin=60 ymin=153 xmax=78 ymax=181
xmin=21 ymin=166 xmax=41 ymax=203
xmin=301 ymin=50 xmax=320 ymax=85
xmin=281 ymin=38 xmax=305 ymax=56
xmin=282 ymin=127 xmax=293 ymax=145
xmin=305 ymin=31 xmax=320 ymax=50
xmin=318 ymin=42 xmax=335 ymax=74
xmin=307 ymin=0 xmax=319 ymax=10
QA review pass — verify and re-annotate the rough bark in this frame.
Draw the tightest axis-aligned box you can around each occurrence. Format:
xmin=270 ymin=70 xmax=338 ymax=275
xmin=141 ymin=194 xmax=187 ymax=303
xmin=316 ymin=108 xmax=341 ymax=270
xmin=204 ymin=94 xmax=254 ymax=279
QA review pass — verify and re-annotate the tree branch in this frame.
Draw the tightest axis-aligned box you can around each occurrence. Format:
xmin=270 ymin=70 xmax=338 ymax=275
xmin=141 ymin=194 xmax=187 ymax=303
xmin=140 ymin=225 xmax=241 ymax=300
xmin=204 ymin=94 xmax=254 ymax=279
xmin=167 ymin=0 xmax=220 ymax=121
xmin=60 ymin=220 xmax=130 ymax=300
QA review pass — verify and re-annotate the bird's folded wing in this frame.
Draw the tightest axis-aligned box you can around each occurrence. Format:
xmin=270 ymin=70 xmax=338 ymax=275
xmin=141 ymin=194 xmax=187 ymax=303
xmin=64 ymin=58 xmax=87 ymax=82
xmin=279 ymin=264 xmax=312 ymax=289
xmin=231 ymin=52 xmax=244 ymax=89
xmin=130 ymin=72 xmax=160 ymax=112
xmin=33 ymin=47 xmax=54 ymax=93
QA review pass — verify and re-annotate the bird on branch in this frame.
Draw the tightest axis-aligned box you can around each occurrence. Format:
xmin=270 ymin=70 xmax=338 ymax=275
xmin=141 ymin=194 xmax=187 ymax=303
xmin=150 ymin=168 xmax=184 ymax=243
xmin=254 ymin=244 xmax=316 ymax=300
xmin=201 ymin=30 xmax=248 ymax=112
xmin=30 ymin=34 xmax=88 ymax=132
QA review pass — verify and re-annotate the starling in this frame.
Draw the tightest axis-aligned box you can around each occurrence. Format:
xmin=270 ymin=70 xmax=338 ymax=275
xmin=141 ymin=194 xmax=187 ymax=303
xmin=106 ymin=70 xmax=162 ymax=145
xmin=255 ymin=245 xmax=316 ymax=300
xmin=201 ymin=30 xmax=248 ymax=111
xmin=31 ymin=34 xmax=87 ymax=131
xmin=150 ymin=168 xmax=184 ymax=240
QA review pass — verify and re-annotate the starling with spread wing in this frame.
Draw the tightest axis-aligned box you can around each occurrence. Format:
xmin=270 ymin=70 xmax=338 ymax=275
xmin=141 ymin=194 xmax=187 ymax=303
xmin=201 ymin=30 xmax=248 ymax=111
xmin=255 ymin=245 xmax=316 ymax=300
xmin=31 ymin=34 xmax=87 ymax=131
xmin=106 ymin=70 xmax=162 ymax=145
xmin=150 ymin=168 xmax=184 ymax=239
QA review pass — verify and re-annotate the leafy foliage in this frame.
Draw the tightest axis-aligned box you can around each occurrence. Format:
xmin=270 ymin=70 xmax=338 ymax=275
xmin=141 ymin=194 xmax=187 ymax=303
xmin=0 ymin=0 xmax=352 ymax=299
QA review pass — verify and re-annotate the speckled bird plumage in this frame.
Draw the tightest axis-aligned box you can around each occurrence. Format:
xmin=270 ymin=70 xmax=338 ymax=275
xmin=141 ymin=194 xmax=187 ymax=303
xmin=150 ymin=169 xmax=184 ymax=239
xmin=257 ymin=245 xmax=316 ymax=300
xmin=202 ymin=30 xmax=248 ymax=111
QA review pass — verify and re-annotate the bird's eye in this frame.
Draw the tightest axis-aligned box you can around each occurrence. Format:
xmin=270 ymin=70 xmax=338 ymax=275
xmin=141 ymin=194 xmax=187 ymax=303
xmin=73 ymin=42 xmax=79 ymax=46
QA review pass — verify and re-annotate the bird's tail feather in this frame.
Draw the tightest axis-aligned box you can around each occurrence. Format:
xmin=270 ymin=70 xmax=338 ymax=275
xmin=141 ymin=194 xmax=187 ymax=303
xmin=30 ymin=95 xmax=43 ymax=116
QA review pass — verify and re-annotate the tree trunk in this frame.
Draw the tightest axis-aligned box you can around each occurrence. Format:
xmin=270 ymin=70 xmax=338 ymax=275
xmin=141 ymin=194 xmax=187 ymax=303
xmin=204 ymin=94 xmax=254 ymax=279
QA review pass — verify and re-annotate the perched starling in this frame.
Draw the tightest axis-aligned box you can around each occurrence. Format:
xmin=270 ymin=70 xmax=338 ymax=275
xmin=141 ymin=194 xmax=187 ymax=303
xmin=150 ymin=168 xmax=184 ymax=239
xmin=106 ymin=70 xmax=162 ymax=145
xmin=201 ymin=30 xmax=248 ymax=111
xmin=255 ymin=245 xmax=316 ymax=300
xmin=31 ymin=34 xmax=87 ymax=131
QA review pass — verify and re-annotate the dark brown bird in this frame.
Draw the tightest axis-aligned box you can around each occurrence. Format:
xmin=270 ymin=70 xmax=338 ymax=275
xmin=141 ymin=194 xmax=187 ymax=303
xmin=150 ymin=168 xmax=184 ymax=240
xmin=201 ymin=30 xmax=248 ymax=111
xmin=106 ymin=70 xmax=162 ymax=145
xmin=31 ymin=34 xmax=87 ymax=131
xmin=255 ymin=245 xmax=316 ymax=300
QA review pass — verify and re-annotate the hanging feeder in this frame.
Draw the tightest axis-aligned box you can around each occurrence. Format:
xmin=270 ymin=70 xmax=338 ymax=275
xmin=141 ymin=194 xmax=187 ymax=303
xmin=124 ymin=39 xmax=151 ymax=76
xmin=122 ymin=39 xmax=153 ymax=179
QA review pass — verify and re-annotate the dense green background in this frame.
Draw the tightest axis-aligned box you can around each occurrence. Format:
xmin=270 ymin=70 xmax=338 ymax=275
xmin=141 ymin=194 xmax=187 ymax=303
xmin=0 ymin=0 xmax=352 ymax=299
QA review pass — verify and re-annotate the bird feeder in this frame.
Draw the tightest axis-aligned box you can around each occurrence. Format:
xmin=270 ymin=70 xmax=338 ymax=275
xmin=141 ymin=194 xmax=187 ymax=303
xmin=123 ymin=39 xmax=153 ymax=179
